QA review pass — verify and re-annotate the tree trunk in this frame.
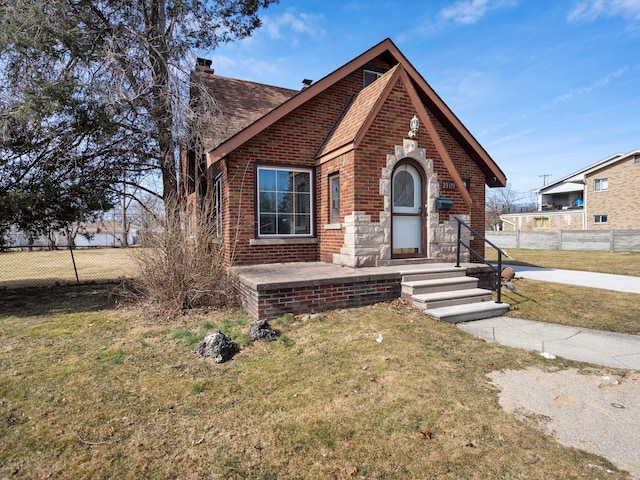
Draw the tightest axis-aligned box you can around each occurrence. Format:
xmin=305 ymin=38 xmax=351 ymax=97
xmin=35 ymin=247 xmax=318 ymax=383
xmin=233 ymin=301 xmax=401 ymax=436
xmin=147 ymin=0 xmax=178 ymax=209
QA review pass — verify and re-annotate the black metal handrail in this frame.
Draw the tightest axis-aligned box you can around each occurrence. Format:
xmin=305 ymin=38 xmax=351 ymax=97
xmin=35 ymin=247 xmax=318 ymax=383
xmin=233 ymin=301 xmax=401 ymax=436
xmin=453 ymin=216 xmax=506 ymax=303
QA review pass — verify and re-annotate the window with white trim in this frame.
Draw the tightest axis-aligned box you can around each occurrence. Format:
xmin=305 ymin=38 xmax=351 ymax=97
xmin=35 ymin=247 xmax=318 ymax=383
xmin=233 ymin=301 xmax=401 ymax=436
xmin=257 ymin=166 xmax=313 ymax=237
xmin=213 ymin=174 xmax=222 ymax=237
xmin=329 ymin=173 xmax=340 ymax=223
xmin=594 ymin=214 xmax=608 ymax=224
xmin=594 ymin=178 xmax=608 ymax=191
xmin=363 ymin=69 xmax=383 ymax=87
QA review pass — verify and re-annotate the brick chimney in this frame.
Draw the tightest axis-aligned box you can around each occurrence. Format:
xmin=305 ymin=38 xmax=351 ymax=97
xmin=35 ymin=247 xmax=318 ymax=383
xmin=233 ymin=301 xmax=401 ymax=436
xmin=196 ymin=58 xmax=214 ymax=74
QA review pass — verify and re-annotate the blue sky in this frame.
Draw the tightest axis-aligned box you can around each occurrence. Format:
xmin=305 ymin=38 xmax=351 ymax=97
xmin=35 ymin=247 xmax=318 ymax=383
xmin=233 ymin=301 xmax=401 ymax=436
xmin=208 ymin=0 xmax=640 ymax=197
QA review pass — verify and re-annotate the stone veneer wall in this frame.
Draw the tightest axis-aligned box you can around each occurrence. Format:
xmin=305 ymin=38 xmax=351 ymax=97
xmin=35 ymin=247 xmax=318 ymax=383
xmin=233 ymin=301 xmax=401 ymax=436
xmin=334 ymin=139 xmax=470 ymax=267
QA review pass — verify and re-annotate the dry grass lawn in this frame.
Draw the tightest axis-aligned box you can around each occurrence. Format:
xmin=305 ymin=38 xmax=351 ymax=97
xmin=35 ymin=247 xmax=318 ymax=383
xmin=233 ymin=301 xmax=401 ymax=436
xmin=0 ymin=248 xmax=137 ymax=288
xmin=500 ymin=278 xmax=640 ymax=335
xmin=0 ymin=285 xmax=630 ymax=479
xmin=485 ymin=248 xmax=640 ymax=277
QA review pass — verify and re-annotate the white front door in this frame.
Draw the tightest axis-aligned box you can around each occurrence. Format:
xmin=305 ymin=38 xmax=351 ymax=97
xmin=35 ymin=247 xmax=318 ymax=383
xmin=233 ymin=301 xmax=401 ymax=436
xmin=392 ymin=163 xmax=424 ymax=256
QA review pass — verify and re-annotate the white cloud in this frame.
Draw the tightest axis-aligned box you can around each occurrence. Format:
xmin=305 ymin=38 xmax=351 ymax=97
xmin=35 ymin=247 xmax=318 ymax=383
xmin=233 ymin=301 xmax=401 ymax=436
xmin=567 ymin=0 xmax=640 ymax=23
xmin=486 ymin=128 xmax=534 ymax=147
xmin=553 ymin=67 xmax=628 ymax=103
xmin=439 ymin=0 xmax=516 ymax=25
xmin=261 ymin=10 xmax=325 ymax=41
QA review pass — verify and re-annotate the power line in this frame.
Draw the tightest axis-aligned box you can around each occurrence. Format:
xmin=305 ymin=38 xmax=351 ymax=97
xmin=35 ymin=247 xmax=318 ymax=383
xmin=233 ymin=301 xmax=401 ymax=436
xmin=539 ymin=174 xmax=552 ymax=186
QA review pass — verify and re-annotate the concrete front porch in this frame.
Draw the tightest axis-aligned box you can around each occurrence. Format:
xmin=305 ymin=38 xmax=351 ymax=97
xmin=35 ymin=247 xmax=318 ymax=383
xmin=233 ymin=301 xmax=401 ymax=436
xmin=231 ymin=261 xmax=507 ymax=322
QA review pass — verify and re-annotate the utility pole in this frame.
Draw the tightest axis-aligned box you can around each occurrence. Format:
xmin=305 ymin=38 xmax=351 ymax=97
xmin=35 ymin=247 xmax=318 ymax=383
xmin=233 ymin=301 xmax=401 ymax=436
xmin=539 ymin=174 xmax=552 ymax=186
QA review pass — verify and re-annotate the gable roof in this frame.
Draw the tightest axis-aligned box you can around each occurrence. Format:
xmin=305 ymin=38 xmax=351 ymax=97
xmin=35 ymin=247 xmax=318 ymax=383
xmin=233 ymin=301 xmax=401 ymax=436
xmin=317 ymin=64 xmax=401 ymax=158
xmin=535 ymin=149 xmax=640 ymax=193
xmin=207 ymin=38 xmax=506 ymax=189
xmin=196 ymin=73 xmax=298 ymax=150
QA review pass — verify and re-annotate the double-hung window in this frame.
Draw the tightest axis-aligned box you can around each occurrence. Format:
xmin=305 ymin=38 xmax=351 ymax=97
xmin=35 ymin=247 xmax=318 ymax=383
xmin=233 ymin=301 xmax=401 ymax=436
xmin=257 ymin=166 xmax=313 ymax=237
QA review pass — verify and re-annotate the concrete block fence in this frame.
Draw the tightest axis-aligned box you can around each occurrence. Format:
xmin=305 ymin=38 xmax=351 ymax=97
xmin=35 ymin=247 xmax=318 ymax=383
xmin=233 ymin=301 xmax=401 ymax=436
xmin=486 ymin=230 xmax=640 ymax=252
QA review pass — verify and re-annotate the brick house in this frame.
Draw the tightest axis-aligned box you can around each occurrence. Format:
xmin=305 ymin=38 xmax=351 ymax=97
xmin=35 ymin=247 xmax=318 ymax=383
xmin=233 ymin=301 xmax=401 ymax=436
xmin=184 ymin=38 xmax=506 ymax=269
xmin=181 ymin=39 xmax=511 ymax=320
xmin=501 ymin=149 xmax=640 ymax=231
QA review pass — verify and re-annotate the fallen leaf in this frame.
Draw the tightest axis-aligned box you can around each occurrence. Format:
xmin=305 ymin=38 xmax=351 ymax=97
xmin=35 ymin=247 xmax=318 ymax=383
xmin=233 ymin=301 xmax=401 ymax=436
xmin=464 ymin=441 xmax=476 ymax=448
xmin=349 ymin=467 xmax=358 ymax=476
xmin=420 ymin=430 xmax=432 ymax=439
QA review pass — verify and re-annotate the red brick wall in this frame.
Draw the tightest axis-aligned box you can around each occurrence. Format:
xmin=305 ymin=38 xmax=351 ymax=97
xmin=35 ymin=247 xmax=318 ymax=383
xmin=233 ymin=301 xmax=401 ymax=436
xmin=428 ymin=109 xmax=487 ymax=258
xmin=316 ymin=152 xmax=353 ymax=262
xmin=235 ymin=274 xmax=402 ymax=320
xmin=221 ymin=68 xmax=387 ymax=266
xmin=216 ymin=62 xmax=488 ymax=266
xmin=351 ymin=78 xmax=487 ymax=258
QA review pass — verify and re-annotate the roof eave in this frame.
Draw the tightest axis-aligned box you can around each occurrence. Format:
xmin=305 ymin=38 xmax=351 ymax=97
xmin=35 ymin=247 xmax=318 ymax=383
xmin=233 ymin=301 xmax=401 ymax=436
xmin=208 ymin=38 xmax=400 ymax=164
xmin=391 ymin=52 xmax=506 ymax=187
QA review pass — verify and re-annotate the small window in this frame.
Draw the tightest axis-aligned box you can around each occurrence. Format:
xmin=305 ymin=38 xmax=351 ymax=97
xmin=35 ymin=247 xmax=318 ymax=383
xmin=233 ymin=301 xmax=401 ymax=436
xmin=534 ymin=217 xmax=549 ymax=228
xmin=329 ymin=173 xmax=340 ymax=223
xmin=363 ymin=69 xmax=383 ymax=87
xmin=594 ymin=214 xmax=608 ymax=224
xmin=257 ymin=166 xmax=313 ymax=237
xmin=213 ymin=174 xmax=222 ymax=237
xmin=594 ymin=178 xmax=608 ymax=191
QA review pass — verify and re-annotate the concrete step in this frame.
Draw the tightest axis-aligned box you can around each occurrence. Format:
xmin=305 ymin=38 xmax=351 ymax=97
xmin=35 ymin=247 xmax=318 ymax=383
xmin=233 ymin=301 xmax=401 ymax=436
xmin=399 ymin=267 xmax=466 ymax=283
xmin=401 ymin=276 xmax=478 ymax=296
xmin=412 ymin=288 xmax=493 ymax=310
xmin=377 ymin=258 xmax=437 ymax=267
xmin=425 ymin=301 xmax=510 ymax=324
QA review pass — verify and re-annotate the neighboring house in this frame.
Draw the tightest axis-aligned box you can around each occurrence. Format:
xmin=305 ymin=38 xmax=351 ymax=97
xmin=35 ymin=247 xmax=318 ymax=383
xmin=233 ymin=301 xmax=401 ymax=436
xmin=3 ymin=221 xmax=139 ymax=249
xmin=501 ymin=149 xmax=640 ymax=231
xmin=183 ymin=38 xmax=506 ymax=269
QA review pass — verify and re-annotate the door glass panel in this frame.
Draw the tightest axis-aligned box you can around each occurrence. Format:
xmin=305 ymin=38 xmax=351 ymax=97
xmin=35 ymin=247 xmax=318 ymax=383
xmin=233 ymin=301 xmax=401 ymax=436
xmin=392 ymin=216 xmax=421 ymax=254
xmin=392 ymin=165 xmax=421 ymax=214
xmin=393 ymin=171 xmax=414 ymax=208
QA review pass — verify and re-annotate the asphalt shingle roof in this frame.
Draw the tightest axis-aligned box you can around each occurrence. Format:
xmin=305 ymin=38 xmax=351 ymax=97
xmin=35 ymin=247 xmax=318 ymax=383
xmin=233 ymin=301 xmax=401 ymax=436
xmin=197 ymin=73 xmax=299 ymax=150
xmin=317 ymin=65 xmax=400 ymax=157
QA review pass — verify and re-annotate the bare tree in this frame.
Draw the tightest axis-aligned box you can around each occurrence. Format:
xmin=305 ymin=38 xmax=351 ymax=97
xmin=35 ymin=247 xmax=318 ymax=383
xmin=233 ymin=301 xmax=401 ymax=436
xmin=486 ymin=183 xmax=519 ymax=231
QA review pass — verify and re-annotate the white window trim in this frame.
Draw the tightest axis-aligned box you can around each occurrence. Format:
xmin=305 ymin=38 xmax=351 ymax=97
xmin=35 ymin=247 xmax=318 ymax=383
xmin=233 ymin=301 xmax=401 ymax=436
xmin=594 ymin=178 xmax=608 ymax=191
xmin=363 ymin=69 xmax=383 ymax=87
xmin=329 ymin=173 xmax=340 ymax=224
xmin=214 ymin=174 xmax=222 ymax=238
xmin=594 ymin=214 xmax=608 ymax=224
xmin=256 ymin=166 xmax=314 ymax=238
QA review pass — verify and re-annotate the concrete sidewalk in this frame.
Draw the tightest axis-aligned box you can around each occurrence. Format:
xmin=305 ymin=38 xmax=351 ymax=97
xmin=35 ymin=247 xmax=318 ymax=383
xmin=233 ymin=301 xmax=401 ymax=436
xmin=458 ymin=267 xmax=640 ymax=370
xmin=458 ymin=317 xmax=640 ymax=370
xmin=506 ymin=265 xmax=640 ymax=294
